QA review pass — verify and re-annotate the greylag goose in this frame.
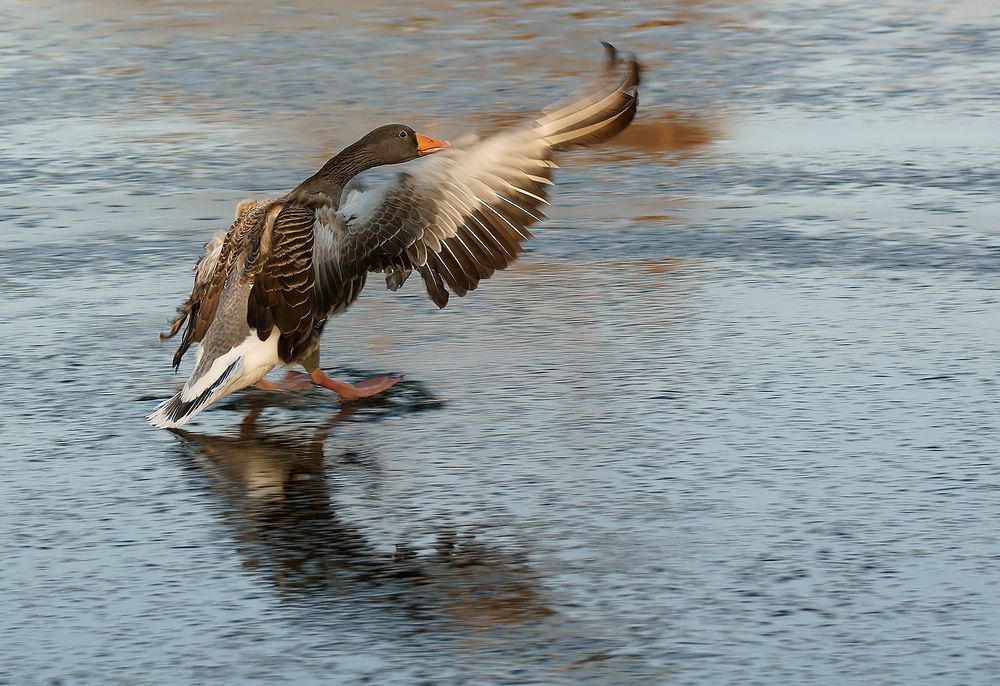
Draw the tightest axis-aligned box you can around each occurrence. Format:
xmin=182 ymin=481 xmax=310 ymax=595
xmin=148 ymin=43 xmax=640 ymax=429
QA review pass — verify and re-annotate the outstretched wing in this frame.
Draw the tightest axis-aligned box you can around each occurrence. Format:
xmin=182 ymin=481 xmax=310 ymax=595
xmin=314 ymin=43 xmax=640 ymax=310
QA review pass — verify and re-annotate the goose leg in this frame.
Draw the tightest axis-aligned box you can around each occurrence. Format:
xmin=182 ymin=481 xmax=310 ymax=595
xmin=254 ymin=371 xmax=311 ymax=391
xmin=307 ymin=369 xmax=402 ymax=401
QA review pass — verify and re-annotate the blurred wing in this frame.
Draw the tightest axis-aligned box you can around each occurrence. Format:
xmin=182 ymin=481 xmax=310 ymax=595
xmin=319 ymin=43 xmax=640 ymax=309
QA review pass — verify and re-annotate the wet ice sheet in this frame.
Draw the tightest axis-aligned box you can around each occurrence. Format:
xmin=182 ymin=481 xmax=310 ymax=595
xmin=2 ymin=0 xmax=1000 ymax=684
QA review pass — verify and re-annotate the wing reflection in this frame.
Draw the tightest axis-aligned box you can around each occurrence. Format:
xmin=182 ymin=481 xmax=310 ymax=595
xmin=169 ymin=407 xmax=553 ymax=629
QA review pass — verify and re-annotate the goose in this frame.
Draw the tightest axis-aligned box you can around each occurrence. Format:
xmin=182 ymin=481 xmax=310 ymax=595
xmin=148 ymin=43 xmax=640 ymax=429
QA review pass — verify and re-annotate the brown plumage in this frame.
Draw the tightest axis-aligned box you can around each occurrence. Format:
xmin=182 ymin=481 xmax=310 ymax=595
xmin=149 ymin=44 xmax=640 ymax=429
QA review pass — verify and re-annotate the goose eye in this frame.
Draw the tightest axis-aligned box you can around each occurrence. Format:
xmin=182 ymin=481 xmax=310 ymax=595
xmin=399 ymin=130 xmax=408 ymax=139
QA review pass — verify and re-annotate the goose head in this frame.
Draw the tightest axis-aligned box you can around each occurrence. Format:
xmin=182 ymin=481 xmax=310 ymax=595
xmin=356 ymin=124 xmax=450 ymax=164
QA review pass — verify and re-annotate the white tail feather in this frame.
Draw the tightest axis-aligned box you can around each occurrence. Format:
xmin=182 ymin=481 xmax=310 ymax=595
xmin=147 ymin=329 xmax=281 ymax=429
xmin=146 ymin=356 xmax=243 ymax=429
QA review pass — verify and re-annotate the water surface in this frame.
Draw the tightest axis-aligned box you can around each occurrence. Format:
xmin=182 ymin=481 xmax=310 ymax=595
xmin=2 ymin=1 xmax=999 ymax=684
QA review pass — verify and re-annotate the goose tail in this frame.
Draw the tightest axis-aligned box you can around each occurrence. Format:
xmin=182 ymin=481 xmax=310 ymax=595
xmin=146 ymin=354 xmax=244 ymax=429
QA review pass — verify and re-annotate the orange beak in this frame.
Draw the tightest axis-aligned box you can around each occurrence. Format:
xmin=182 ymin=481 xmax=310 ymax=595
xmin=415 ymin=132 xmax=450 ymax=156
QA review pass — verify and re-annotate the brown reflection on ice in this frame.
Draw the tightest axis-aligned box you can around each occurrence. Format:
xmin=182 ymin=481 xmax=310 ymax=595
xmin=507 ymin=257 xmax=692 ymax=290
xmin=634 ymin=19 xmax=688 ymax=29
xmin=610 ymin=113 xmax=717 ymax=156
xmin=169 ymin=407 xmax=553 ymax=629
xmin=630 ymin=258 xmax=689 ymax=275
xmin=466 ymin=111 xmax=717 ymax=166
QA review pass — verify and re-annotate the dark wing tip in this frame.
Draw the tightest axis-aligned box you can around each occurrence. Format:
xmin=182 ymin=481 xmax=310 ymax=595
xmin=601 ymin=41 xmax=618 ymax=70
xmin=627 ymin=52 xmax=641 ymax=87
xmin=626 ymin=52 xmax=642 ymax=87
xmin=418 ymin=264 xmax=450 ymax=309
xmin=600 ymin=41 xmax=641 ymax=88
xmin=542 ymin=42 xmax=642 ymax=151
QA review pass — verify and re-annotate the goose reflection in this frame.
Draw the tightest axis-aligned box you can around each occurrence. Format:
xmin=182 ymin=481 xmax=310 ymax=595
xmin=169 ymin=405 xmax=553 ymax=629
